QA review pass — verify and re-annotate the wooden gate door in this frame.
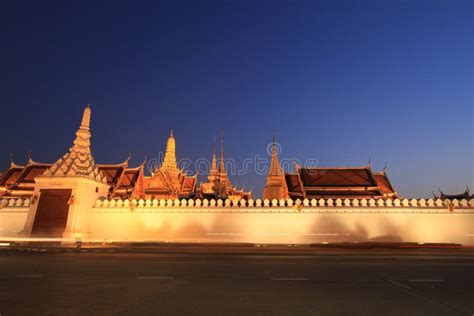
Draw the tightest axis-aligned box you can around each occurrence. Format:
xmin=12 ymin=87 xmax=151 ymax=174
xmin=31 ymin=189 xmax=72 ymax=237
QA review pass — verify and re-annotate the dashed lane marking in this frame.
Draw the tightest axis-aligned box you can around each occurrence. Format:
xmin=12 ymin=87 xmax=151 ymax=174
xmin=271 ymin=277 xmax=308 ymax=281
xmin=136 ymin=276 xmax=174 ymax=280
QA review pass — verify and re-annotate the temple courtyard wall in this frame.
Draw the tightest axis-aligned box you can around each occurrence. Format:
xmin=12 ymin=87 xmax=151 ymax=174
xmin=1 ymin=197 xmax=473 ymax=245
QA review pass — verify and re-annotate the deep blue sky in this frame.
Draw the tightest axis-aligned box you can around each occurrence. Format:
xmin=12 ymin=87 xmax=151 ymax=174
xmin=1 ymin=0 xmax=472 ymax=198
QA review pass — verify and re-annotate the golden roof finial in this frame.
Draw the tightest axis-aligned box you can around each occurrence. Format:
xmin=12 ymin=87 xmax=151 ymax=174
xmin=141 ymin=156 xmax=147 ymax=166
xmin=9 ymin=153 xmax=16 ymax=167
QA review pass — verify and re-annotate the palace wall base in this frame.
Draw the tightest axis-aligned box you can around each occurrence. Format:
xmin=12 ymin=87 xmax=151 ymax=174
xmin=1 ymin=198 xmax=473 ymax=245
xmin=0 ymin=209 xmax=28 ymax=238
xmin=88 ymin=211 xmax=473 ymax=245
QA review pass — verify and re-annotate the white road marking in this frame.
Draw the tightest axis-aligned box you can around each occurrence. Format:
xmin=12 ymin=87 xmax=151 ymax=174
xmin=387 ymin=279 xmax=411 ymax=289
xmin=408 ymin=279 xmax=445 ymax=282
xmin=249 ymin=262 xmax=297 ymax=265
xmin=136 ymin=276 xmax=174 ymax=280
xmin=15 ymin=274 xmax=44 ymax=278
xmin=271 ymin=277 xmax=308 ymax=281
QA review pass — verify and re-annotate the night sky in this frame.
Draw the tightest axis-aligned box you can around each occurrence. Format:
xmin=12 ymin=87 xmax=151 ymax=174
xmin=1 ymin=0 xmax=472 ymax=198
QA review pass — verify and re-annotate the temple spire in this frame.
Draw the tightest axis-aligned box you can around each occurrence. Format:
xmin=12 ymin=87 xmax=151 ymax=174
xmin=263 ymin=136 xmax=288 ymax=200
xmin=208 ymin=137 xmax=218 ymax=182
xmin=217 ymin=130 xmax=232 ymax=190
xmin=42 ymin=105 xmax=106 ymax=183
xmin=268 ymin=136 xmax=283 ymax=177
xmin=161 ymin=130 xmax=177 ymax=171
xmin=80 ymin=104 xmax=91 ymax=130
xmin=72 ymin=105 xmax=92 ymax=150
xmin=219 ymin=131 xmax=225 ymax=173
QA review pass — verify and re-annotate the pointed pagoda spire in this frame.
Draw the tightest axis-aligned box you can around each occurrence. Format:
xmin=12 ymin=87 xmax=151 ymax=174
xmin=218 ymin=130 xmax=225 ymax=173
xmin=268 ymin=136 xmax=283 ymax=177
xmin=73 ymin=104 xmax=92 ymax=150
xmin=263 ymin=136 xmax=288 ymax=200
xmin=161 ymin=130 xmax=178 ymax=171
xmin=42 ymin=105 xmax=106 ymax=183
xmin=216 ymin=130 xmax=232 ymax=191
xmin=208 ymin=137 xmax=219 ymax=182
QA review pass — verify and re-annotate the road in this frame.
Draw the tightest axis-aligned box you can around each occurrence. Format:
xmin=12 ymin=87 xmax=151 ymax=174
xmin=0 ymin=251 xmax=473 ymax=315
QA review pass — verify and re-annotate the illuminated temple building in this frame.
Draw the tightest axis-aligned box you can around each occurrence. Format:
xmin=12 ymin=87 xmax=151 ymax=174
xmin=0 ymin=105 xmax=397 ymax=202
xmin=144 ymin=130 xmax=197 ymax=199
xmin=0 ymin=106 xmax=395 ymax=201
xmin=0 ymin=107 xmax=145 ymax=200
xmin=198 ymin=136 xmax=251 ymax=200
xmin=263 ymin=138 xmax=289 ymax=200
xmin=0 ymin=154 xmax=147 ymax=200
xmin=284 ymin=166 xmax=397 ymax=200
xmin=433 ymin=187 xmax=473 ymax=201
xmin=0 ymin=105 xmax=472 ymax=245
xmin=263 ymin=138 xmax=398 ymax=200
xmin=0 ymin=106 xmax=248 ymax=201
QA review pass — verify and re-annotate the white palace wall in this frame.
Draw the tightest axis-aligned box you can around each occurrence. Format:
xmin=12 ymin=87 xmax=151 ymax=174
xmin=0 ymin=198 xmax=29 ymax=238
xmin=1 ymin=197 xmax=473 ymax=245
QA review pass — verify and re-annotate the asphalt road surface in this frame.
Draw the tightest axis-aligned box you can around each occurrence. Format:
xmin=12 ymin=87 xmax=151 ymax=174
xmin=0 ymin=251 xmax=473 ymax=315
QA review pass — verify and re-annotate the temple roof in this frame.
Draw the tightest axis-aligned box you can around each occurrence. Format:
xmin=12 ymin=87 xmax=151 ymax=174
xmin=99 ymin=162 xmax=128 ymax=186
xmin=0 ymin=157 xmax=50 ymax=186
xmin=373 ymin=171 xmax=396 ymax=195
xmin=146 ymin=131 xmax=198 ymax=198
xmin=285 ymin=173 xmax=305 ymax=197
xmin=284 ymin=164 xmax=399 ymax=199
xmin=197 ymin=133 xmax=251 ymax=200
xmin=435 ymin=187 xmax=473 ymax=200
xmin=298 ymin=167 xmax=378 ymax=188
xmin=180 ymin=175 xmax=197 ymax=196
xmin=0 ymin=162 xmax=24 ymax=186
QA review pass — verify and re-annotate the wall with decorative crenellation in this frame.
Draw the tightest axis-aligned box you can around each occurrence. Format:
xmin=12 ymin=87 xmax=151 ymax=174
xmin=89 ymin=198 xmax=474 ymax=244
xmin=1 ymin=197 xmax=473 ymax=244
xmin=0 ymin=198 xmax=30 ymax=238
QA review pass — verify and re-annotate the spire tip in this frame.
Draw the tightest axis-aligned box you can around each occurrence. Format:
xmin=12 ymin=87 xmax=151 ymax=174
xmin=80 ymin=105 xmax=92 ymax=129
